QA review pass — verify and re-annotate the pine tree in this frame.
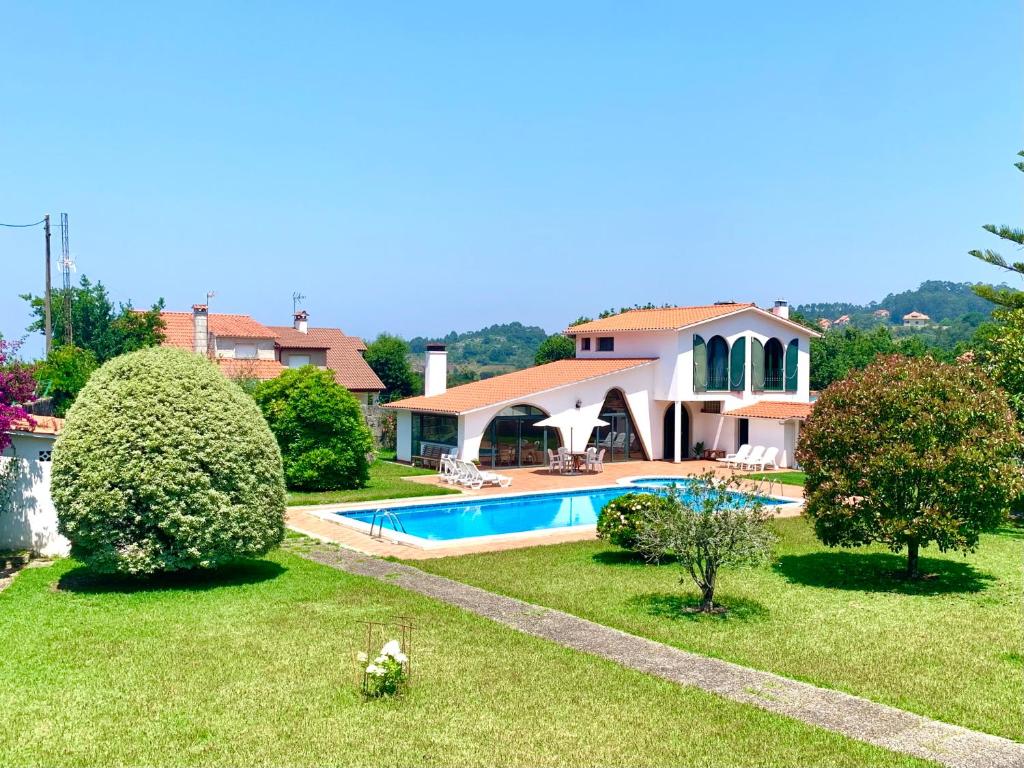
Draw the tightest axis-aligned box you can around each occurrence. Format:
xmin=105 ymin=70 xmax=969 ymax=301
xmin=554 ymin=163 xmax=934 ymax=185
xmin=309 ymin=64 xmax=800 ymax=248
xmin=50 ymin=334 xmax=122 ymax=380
xmin=970 ymin=150 xmax=1024 ymax=309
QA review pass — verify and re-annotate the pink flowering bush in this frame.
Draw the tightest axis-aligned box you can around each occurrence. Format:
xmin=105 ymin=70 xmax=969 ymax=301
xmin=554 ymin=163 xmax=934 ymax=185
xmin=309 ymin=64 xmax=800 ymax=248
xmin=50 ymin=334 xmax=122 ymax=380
xmin=0 ymin=340 xmax=36 ymax=453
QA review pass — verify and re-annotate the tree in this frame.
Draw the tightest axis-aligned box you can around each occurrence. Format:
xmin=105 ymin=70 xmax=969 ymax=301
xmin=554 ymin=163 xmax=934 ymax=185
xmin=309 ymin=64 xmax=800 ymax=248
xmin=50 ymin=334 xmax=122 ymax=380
xmin=971 ymin=309 xmax=1024 ymax=420
xmin=364 ymin=334 xmax=418 ymax=401
xmin=0 ymin=341 xmax=36 ymax=454
xmin=33 ymin=345 xmax=97 ymax=417
xmin=21 ymin=275 xmax=165 ymax=362
xmin=534 ymin=334 xmax=575 ymax=365
xmin=797 ymin=355 xmax=1022 ymax=578
xmin=51 ymin=347 xmax=285 ymax=575
xmin=252 ymin=366 xmax=374 ymax=491
xmin=634 ymin=472 xmax=776 ymax=613
xmin=969 ymin=150 xmax=1024 ymax=309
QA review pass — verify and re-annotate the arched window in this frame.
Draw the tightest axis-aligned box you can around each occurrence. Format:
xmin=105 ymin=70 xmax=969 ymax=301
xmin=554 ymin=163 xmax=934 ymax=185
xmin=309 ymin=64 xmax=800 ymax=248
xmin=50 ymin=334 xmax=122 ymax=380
xmin=589 ymin=389 xmax=649 ymax=462
xmin=764 ymin=338 xmax=784 ymax=391
xmin=479 ymin=404 xmax=560 ymax=468
xmin=706 ymin=336 xmax=729 ymax=391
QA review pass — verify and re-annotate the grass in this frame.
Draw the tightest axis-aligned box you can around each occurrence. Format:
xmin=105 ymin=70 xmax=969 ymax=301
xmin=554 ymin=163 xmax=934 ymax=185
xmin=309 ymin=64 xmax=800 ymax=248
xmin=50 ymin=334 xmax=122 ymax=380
xmin=287 ymin=459 xmax=459 ymax=506
xmin=741 ymin=470 xmax=806 ymax=486
xmin=0 ymin=546 xmax=934 ymax=767
xmin=412 ymin=518 xmax=1024 ymax=741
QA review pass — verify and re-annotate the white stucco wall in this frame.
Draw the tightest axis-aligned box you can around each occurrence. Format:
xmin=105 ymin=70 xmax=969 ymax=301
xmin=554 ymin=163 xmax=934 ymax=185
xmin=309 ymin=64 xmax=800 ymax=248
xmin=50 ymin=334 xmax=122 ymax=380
xmin=0 ymin=433 xmax=70 ymax=556
xmin=395 ymin=410 xmax=412 ymax=462
xmin=214 ymin=337 xmax=276 ymax=361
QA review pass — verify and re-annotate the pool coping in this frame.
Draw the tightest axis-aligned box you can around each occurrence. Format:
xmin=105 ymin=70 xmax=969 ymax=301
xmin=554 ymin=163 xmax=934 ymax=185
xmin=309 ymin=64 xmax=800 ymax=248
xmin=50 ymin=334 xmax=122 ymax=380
xmin=305 ymin=477 xmax=804 ymax=552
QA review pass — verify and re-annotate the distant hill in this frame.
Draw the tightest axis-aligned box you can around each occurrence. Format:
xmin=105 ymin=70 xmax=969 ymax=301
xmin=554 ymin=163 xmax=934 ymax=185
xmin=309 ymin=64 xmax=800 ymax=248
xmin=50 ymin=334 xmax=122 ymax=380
xmin=408 ymin=322 xmax=549 ymax=378
xmin=796 ymin=280 xmax=1004 ymax=351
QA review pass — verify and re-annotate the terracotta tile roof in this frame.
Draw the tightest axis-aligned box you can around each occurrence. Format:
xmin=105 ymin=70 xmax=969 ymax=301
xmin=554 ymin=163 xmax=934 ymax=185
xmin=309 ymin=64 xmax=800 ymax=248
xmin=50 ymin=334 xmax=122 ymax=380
xmin=726 ymin=401 xmax=814 ymax=420
xmin=270 ymin=327 xmax=382 ymax=391
xmin=903 ymin=311 xmax=930 ymax=320
xmin=7 ymin=415 xmax=64 ymax=435
xmin=383 ymin=358 xmax=656 ymax=415
xmin=157 ymin=311 xmax=276 ymax=349
xmin=565 ymin=304 xmax=757 ymax=334
xmin=158 ymin=312 xmax=196 ymax=350
xmin=216 ymin=359 xmax=287 ymax=380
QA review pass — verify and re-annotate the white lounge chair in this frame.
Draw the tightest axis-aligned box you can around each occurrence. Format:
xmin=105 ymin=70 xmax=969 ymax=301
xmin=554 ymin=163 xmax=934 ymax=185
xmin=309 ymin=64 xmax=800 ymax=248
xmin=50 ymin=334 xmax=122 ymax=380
xmin=739 ymin=446 xmax=766 ymax=469
xmin=459 ymin=460 xmax=512 ymax=489
xmin=439 ymin=453 xmax=461 ymax=484
xmin=717 ymin=444 xmax=752 ymax=467
xmin=745 ymin=446 xmax=779 ymax=471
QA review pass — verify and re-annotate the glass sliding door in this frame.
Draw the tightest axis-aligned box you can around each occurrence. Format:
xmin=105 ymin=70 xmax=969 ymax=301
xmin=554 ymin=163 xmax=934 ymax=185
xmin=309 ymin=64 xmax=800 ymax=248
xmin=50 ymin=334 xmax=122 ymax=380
xmin=589 ymin=389 xmax=647 ymax=462
xmin=479 ymin=405 xmax=560 ymax=468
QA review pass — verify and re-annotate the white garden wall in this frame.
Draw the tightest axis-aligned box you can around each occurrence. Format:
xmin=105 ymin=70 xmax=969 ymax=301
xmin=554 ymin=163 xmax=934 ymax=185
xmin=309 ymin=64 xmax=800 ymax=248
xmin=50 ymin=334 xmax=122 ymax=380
xmin=0 ymin=457 xmax=70 ymax=557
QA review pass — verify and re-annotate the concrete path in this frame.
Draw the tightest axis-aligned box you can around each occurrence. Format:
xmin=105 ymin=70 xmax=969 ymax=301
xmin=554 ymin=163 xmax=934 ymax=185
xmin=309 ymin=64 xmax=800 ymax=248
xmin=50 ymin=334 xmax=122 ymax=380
xmin=301 ymin=544 xmax=1024 ymax=768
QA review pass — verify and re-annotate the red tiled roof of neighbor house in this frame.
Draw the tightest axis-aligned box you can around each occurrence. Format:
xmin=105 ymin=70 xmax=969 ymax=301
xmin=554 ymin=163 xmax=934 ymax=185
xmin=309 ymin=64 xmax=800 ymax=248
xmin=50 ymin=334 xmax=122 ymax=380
xmin=903 ymin=311 xmax=930 ymax=320
xmin=564 ymin=303 xmax=820 ymax=337
xmin=383 ymin=358 xmax=656 ymax=415
xmin=271 ymin=326 xmax=384 ymax=391
xmin=157 ymin=311 xmax=277 ymax=349
xmin=726 ymin=401 xmax=814 ymax=420
xmin=6 ymin=415 xmax=64 ymax=435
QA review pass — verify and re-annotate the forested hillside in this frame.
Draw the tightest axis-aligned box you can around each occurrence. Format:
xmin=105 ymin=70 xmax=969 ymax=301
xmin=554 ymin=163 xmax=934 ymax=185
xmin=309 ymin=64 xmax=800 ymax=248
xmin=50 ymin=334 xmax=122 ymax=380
xmin=408 ymin=322 xmax=548 ymax=378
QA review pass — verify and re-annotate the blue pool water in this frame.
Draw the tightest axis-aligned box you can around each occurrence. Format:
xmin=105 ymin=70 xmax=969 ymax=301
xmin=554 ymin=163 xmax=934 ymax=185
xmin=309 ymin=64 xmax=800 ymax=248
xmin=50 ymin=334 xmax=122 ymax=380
xmin=339 ymin=478 xmax=787 ymax=542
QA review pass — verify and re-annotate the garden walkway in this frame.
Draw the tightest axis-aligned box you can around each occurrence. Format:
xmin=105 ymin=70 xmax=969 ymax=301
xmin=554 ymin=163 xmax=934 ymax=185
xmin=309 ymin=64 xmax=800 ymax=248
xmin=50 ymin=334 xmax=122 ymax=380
xmin=301 ymin=544 xmax=1024 ymax=768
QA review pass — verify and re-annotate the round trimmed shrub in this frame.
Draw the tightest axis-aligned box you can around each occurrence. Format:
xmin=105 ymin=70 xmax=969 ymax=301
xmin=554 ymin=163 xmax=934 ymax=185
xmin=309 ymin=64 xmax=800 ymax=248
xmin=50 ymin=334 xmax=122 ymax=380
xmin=597 ymin=492 xmax=674 ymax=551
xmin=52 ymin=347 xmax=286 ymax=574
xmin=251 ymin=366 xmax=373 ymax=491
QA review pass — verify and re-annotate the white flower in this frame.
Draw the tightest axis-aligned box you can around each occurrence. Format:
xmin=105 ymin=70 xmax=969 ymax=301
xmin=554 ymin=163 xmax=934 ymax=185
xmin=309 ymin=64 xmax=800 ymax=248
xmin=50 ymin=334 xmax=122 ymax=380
xmin=366 ymin=663 xmax=380 ymax=674
xmin=357 ymin=652 xmax=368 ymax=663
xmin=392 ymin=652 xmax=408 ymax=664
xmin=375 ymin=655 xmax=387 ymax=664
xmin=380 ymin=640 xmax=403 ymax=657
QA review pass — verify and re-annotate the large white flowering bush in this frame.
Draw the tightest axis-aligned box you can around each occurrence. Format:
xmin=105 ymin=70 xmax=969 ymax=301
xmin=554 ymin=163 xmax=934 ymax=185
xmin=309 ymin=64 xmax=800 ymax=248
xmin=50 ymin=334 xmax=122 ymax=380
xmin=52 ymin=346 xmax=286 ymax=574
xmin=597 ymin=492 xmax=675 ymax=551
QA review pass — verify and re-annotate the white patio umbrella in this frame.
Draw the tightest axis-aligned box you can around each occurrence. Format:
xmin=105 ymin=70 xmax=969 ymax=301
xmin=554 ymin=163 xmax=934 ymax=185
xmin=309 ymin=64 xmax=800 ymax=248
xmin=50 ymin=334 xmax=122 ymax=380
xmin=534 ymin=412 xmax=610 ymax=454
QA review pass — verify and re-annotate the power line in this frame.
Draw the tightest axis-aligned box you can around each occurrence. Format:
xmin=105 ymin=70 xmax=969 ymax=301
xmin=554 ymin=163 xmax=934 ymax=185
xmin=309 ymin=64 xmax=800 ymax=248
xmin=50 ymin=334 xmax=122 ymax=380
xmin=0 ymin=218 xmax=46 ymax=228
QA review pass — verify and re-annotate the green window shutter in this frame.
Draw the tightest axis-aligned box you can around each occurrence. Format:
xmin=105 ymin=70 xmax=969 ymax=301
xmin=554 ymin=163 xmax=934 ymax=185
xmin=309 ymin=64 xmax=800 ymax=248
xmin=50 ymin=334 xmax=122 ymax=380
xmin=729 ymin=336 xmax=746 ymax=391
xmin=784 ymin=339 xmax=799 ymax=392
xmin=693 ymin=334 xmax=707 ymax=392
xmin=751 ymin=338 xmax=765 ymax=390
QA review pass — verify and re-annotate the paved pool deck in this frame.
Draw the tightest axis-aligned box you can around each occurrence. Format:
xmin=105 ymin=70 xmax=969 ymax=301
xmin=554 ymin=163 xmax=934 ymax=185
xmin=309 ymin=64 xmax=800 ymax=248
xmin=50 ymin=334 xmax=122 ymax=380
xmin=286 ymin=460 xmax=805 ymax=560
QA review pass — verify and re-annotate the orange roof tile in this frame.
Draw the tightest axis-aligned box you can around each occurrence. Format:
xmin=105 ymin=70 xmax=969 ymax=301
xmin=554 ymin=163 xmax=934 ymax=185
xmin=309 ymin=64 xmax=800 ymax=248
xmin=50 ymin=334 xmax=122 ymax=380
xmin=383 ymin=358 xmax=655 ymax=415
xmin=565 ymin=303 xmax=820 ymax=337
xmin=7 ymin=415 xmax=64 ymax=435
xmin=726 ymin=401 xmax=814 ymax=420
xmin=270 ymin=327 xmax=383 ymax=391
xmin=157 ymin=311 xmax=276 ymax=348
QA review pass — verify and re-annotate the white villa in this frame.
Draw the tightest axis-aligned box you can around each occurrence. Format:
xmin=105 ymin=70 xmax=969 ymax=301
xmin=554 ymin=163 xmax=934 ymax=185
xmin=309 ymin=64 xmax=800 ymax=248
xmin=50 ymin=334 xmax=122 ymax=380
xmin=385 ymin=301 xmax=818 ymax=470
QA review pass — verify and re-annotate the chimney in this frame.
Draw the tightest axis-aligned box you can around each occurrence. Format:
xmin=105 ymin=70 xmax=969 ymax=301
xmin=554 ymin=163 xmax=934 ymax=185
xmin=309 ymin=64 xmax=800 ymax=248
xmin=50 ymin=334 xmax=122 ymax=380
xmin=192 ymin=304 xmax=209 ymax=355
xmin=771 ymin=299 xmax=790 ymax=320
xmin=424 ymin=343 xmax=447 ymax=397
xmin=293 ymin=309 xmax=309 ymax=334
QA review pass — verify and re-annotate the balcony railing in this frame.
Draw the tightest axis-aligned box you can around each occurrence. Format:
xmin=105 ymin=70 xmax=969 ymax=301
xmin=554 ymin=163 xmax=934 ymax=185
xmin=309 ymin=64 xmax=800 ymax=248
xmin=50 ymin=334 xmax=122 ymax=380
xmin=763 ymin=372 xmax=784 ymax=391
xmin=706 ymin=369 xmax=729 ymax=391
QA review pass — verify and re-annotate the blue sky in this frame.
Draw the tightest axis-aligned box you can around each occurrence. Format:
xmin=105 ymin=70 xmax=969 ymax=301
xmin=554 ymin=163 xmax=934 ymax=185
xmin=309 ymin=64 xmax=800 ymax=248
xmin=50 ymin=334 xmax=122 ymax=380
xmin=1 ymin=2 xmax=1021 ymax=357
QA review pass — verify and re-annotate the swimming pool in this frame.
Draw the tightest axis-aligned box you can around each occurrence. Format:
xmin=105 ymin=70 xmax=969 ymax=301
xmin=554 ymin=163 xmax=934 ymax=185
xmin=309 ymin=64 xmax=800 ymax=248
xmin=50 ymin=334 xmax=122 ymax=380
xmin=333 ymin=477 xmax=793 ymax=546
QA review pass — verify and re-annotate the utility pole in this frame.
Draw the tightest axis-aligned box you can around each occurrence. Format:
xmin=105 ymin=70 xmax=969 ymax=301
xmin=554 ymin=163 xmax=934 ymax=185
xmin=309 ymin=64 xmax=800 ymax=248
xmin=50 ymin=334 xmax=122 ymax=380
xmin=43 ymin=214 xmax=52 ymax=356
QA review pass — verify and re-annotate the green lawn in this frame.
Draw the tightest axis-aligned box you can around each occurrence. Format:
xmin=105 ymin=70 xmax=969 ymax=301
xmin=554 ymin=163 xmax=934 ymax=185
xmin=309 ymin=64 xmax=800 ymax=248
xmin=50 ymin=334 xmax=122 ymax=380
xmin=287 ymin=459 xmax=459 ymax=506
xmin=741 ymin=470 xmax=806 ymax=486
xmin=0 ymin=546 xmax=932 ymax=767
xmin=413 ymin=518 xmax=1024 ymax=741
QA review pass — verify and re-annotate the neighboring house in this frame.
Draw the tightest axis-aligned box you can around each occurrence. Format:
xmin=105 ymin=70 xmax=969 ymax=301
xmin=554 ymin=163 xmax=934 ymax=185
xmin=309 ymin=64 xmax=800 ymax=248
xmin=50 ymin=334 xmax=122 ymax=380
xmin=873 ymin=308 xmax=891 ymax=319
xmin=816 ymin=318 xmax=832 ymax=331
xmin=156 ymin=307 xmax=385 ymax=403
xmin=0 ymin=416 xmax=69 ymax=556
xmin=902 ymin=311 xmax=931 ymax=328
xmin=833 ymin=314 xmax=851 ymax=327
xmin=385 ymin=301 xmax=818 ymax=469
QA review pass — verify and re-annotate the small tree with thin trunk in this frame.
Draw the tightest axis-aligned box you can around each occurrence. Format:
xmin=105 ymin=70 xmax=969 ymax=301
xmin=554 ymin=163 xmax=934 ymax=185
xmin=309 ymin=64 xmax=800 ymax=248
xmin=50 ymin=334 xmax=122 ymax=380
xmin=797 ymin=355 xmax=1022 ymax=579
xmin=635 ymin=472 xmax=776 ymax=613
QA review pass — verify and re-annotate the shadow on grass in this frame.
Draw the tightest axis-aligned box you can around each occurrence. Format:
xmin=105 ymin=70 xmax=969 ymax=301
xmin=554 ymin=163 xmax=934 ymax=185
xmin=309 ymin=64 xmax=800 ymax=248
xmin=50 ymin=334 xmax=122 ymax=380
xmin=630 ymin=592 xmax=768 ymax=622
xmin=57 ymin=559 xmax=286 ymax=594
xmin=591 ymin=549 xmax=676 ymax=567
xmin=996 ymin=524 xmax=1024 ymax=540
xmin=774 ymin=552 xmax=994 ymax=595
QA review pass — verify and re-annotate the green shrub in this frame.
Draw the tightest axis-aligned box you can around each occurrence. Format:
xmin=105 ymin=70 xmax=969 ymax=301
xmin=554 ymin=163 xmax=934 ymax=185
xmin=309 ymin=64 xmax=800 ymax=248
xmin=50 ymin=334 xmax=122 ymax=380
xmin=51 ymin=347 xmax=286 ymax=575
xmin=252 ymin=366 xmax=373 ymax=491
xmin=598 ymin=492 xmax=674 ymax=551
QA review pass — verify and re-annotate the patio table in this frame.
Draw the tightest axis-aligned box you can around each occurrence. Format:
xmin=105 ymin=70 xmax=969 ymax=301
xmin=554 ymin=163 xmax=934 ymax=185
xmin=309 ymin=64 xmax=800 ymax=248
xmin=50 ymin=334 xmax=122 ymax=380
xmin=563 ymin=451 xmax=590 ymax=475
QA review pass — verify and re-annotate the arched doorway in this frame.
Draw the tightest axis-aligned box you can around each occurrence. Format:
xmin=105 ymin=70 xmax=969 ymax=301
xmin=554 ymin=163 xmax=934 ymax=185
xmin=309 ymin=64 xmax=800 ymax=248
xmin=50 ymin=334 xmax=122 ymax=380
xmin=479 ymin=404 xmax=561 ymax=468
xmin=662 ymin=403 xmax=690 ymax=461
xmin=588 ymin=389 xmax=649 ymax=462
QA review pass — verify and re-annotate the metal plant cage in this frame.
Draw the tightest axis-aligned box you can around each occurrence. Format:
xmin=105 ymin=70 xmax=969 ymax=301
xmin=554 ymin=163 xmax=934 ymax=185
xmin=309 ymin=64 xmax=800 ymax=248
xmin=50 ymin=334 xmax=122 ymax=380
xmin=358 ymin=617 xmax=414 ymax=694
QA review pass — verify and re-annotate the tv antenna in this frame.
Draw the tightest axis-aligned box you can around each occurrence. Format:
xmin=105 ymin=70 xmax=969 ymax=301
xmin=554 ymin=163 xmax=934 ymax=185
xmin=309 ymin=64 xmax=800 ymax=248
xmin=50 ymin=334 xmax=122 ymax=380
xmin=292 ymin=292 xmax=306 ymax=314
xmin=59 ymin=213 xmax=75 ymax=346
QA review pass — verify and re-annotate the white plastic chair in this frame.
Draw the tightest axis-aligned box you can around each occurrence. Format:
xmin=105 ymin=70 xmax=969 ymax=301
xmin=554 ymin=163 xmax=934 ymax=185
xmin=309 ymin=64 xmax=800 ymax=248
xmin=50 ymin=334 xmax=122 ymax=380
xmin=745 ymin=446 xmax=779 ymax=471
xmin=739 ymin=446 xmax=766 ymax=469
xmin=460 ymin=460 xmax=512 ymax=489
xmin=547 ymin=449 xmax=563 ymax=474
xmin=584 ymin=446 xmax=597 ymax=471
xmin=718 ymin=444 xmax=752 ymax=467
xmin=591 ymin=448 xmax=606 ymax=473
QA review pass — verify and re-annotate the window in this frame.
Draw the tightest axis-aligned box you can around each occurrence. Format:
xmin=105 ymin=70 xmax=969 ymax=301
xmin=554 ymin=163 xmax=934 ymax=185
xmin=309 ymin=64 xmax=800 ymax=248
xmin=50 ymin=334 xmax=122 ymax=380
xmin=763 ymin=339 xmax=784 ymax=391
xmin=480 ymin=405 xmax=559 ymax=468
xmin=287 ymin=354 xmax=311 ymax=368
xmin=38 ymin=450 xmax=52 ymax=462
xmin=706 ymin=336 xmax=729 ymax=390
xmin=589 ymin=389 xmax=648 ymax=461
xmin=597 ymin=337 xmax=614 ymax=352
xmin=581 ymin=338 xmax=591 ymax=351
xmin=411 ymin=413 xmax=457 ymax=454
xmin=235 ymin=343 xmax=257 ymax=359
xmin=701 ymin=401 xmax=722 ymax=414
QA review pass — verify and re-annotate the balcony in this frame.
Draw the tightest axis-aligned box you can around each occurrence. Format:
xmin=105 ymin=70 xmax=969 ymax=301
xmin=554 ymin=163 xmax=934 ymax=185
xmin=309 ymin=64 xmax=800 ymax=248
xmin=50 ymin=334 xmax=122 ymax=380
xmin=706 ymin=368 xmax=729 ymax=392
xmin=763 ymin=372 xmax=784 ymax=392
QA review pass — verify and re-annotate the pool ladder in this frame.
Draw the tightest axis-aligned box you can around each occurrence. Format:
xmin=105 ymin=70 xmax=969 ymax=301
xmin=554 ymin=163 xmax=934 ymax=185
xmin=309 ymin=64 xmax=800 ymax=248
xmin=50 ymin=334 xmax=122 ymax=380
xmin=752 ymin=476 xmax=780 ymax=497
xmin=369 ymin=509 xmax=407 ymax=539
